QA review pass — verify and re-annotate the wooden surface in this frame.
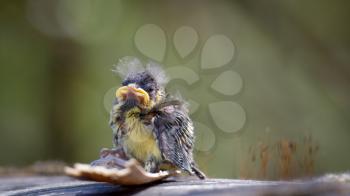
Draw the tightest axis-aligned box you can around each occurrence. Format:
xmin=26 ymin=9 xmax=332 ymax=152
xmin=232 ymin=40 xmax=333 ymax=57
xmin=1 ymin=176 xmax=350 ymax=196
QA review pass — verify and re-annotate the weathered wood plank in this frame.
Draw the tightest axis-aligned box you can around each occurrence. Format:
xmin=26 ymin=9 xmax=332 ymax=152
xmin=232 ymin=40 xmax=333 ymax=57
xmin=0 ymin=176 xmax=349 ymax=196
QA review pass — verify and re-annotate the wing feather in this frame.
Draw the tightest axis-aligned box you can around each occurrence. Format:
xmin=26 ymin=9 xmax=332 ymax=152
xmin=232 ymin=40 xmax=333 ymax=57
xmin=153 ymin=105 xmax=195 ymax=173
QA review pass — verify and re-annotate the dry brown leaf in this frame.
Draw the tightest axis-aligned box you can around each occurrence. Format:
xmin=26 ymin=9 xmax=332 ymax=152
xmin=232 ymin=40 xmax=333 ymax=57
xmin=65 ymin=149 xmax=179 ymax=185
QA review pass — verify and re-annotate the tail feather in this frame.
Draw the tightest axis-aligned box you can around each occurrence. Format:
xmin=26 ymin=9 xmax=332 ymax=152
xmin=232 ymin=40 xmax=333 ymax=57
xmin=191 ymin=166 xmax=206 ymax=180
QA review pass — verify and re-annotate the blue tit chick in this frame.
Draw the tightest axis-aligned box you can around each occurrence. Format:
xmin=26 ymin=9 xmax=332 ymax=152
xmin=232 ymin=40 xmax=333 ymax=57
xmin=109 ymin=57 xmax=205 ymax=179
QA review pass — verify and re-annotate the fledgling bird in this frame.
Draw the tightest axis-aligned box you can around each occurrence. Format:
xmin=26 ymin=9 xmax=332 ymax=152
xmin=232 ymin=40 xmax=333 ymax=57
xmin=109 ymin=56 xmax=205 ymax=179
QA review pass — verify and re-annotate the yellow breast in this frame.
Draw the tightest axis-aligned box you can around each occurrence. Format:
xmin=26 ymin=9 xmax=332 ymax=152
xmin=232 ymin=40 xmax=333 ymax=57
xmin=124 ymin=111 xmax=161 ymax=162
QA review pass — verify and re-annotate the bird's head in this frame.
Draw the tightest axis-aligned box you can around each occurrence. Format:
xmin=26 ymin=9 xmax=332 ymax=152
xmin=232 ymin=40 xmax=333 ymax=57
xmin=116 ymin=71 xmax=161 ymax=108
xmin=113 ymin=57 xmax=168 ymax=109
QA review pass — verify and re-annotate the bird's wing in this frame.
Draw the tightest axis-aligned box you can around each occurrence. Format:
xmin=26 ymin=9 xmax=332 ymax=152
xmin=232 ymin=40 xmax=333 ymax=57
xmin=153 ymin=105 xmax=195 ymax=173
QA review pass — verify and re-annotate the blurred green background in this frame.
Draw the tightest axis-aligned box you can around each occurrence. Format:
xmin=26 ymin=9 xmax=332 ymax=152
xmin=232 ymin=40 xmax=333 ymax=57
xmin=1 ymin=0 xmax=350 ymax=179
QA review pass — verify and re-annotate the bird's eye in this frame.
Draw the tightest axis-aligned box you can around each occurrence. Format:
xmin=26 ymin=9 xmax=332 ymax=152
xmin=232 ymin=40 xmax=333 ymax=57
xmin=122 ymin=80 xmax=129 ymax=86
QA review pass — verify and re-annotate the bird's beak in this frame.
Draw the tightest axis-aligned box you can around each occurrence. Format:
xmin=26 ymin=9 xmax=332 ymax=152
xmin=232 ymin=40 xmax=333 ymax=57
xmin=116 ymin=85 xmax=150 ymax=106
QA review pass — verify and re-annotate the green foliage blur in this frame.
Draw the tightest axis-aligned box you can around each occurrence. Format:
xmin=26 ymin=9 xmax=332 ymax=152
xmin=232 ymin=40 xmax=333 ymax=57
xmin=0 ymin=0 xmax=350 ymax=179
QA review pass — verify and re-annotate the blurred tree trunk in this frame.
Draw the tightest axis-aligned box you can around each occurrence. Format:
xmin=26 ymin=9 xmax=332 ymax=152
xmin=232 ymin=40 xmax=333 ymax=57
xmin=48 ymin=38 xmax=82 ymax=162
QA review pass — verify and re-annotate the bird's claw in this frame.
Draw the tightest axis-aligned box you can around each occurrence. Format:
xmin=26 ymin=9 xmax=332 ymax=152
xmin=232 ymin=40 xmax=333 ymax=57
xmin=99 ymin=147 xmax=127 ymax=159
xmin=90 ymin=147 xmax=129 ymax=169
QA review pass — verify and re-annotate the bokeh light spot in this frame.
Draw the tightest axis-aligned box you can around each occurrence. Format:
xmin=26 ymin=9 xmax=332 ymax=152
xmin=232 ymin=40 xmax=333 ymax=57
xmin=201 ymin=35 xmax=235 ymax=69
xmin=194 ymin=121 xmax=216 ymax=152
xmin=135 ymin=24 xmax=166 ymax=62
xmin=209 ymin=101 xmax=246 ymax=133
xmin=211 ymin=70 xmax=243 ymax=96
xmin=173 ymin=26 xmax=198 ymax=58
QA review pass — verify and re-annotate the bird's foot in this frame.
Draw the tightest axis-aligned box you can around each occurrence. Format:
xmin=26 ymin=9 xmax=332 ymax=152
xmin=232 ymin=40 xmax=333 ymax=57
xmin=90 ymin=147 xmax=128 ymax=169
xmin=144 ymin=157 xmax=159 ymax=173
xmin=99 ymin=147 xmax=127 ymax=159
